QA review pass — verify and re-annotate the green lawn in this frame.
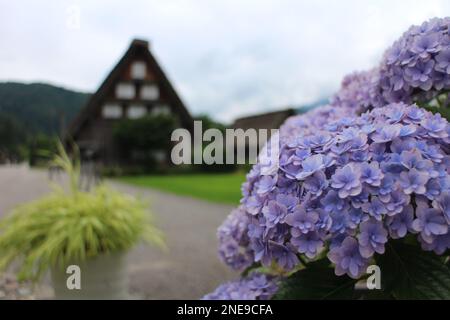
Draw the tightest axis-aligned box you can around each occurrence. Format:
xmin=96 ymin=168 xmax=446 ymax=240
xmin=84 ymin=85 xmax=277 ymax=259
xmin=118 ymin=173 xmax=247 ymax=205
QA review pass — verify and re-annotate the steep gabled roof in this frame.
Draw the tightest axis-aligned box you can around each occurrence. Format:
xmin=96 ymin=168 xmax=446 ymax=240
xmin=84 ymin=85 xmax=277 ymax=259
xmin=67 ymin=39 xmax=193 ymax=139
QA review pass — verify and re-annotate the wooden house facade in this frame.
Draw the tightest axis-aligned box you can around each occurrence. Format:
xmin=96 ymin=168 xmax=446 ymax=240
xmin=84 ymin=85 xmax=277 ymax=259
xmin=67 ymin=39 xmax=193 ymax=165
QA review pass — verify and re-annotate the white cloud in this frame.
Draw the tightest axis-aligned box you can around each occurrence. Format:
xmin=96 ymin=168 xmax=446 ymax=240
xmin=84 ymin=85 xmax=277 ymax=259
xmin=0 ymin=0 xmax=449 ymax=122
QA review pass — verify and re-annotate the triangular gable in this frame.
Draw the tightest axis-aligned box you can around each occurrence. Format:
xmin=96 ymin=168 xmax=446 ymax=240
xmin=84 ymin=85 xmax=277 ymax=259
xmin=67 ymin=39 xmax=193 ymax=140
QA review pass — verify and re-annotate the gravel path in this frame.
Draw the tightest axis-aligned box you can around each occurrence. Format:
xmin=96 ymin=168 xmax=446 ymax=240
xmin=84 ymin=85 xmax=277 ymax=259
xmin=0 ymin=165 xmax=238 ymax=299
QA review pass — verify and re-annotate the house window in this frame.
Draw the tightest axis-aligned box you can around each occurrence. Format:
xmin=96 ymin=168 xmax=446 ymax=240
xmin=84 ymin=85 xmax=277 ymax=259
xmin=102 ymin=104 xmax=123 ymax=119
xmin=140 ymin=84 xmax=159 ymax=100
xmin=151 ymin=104 xmax=171 ymax=116
xmin=127 ymin=104 xmax=147 ymax=119
xmin=116 ymin=83 xmax=135 ymax=99
xmin=131 ymin=61 xmax=146 ymax=79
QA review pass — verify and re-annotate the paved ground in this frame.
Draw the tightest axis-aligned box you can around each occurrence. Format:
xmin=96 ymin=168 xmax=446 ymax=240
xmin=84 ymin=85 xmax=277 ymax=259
xmin=0 ymin=165 xmax=238 ymax=299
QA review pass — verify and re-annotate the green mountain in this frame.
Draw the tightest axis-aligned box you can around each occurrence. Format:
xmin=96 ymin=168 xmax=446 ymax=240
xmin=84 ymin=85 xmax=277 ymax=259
xmin=0 ymin=82 xmax=90 ymax=135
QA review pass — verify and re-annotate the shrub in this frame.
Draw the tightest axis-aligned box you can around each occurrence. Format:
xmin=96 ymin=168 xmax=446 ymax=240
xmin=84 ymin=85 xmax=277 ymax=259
xmin=113 ymin=114 xmax=178 ymax=168
xmin=0 ymin=143 xmax=164 ymax=281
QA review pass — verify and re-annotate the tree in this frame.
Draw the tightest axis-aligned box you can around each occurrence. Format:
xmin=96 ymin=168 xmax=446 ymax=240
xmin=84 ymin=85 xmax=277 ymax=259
xmin=113 ymin=114 xmax=178 ymax=168
xmin=0 ymin=114 xmax=28 ymax=163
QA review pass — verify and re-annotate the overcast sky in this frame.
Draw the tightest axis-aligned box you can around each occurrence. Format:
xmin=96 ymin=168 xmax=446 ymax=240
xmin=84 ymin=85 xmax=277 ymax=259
xmin=1 ymin=1 xmax=449 ymax=122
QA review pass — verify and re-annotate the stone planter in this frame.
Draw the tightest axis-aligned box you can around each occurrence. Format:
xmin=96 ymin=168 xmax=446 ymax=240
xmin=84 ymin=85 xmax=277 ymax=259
xmin=51 ymin=252 xmax=129 ymax=300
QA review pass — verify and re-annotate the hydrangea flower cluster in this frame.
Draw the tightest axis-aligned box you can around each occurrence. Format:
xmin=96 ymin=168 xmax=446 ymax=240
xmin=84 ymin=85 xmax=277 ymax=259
xmin=279 ymin=104 xmax=358 ymax=142
xmin=376 ymin=17 xmax=450 ymax=106
xmin=202 ymin=272 xmax=279 ymax=300
xmin=218 ymin=102 xmax=450 ymax=280
xmin=206 ymin=17 xmax=450 ymax=300
xmin=216 ymin=104 xmax=360 ymax=273
xmin=217 ymin=207 xmax=253 ymax=271
xmin=330 ymin=69 xmax=381 ymax=113
xmin=328 ymin=18 xmax=450 ymax=114
xmin=330 ymin=17 xmax=450 ymax=113
xmin=377 ymin=17 xmax=450 ymax=106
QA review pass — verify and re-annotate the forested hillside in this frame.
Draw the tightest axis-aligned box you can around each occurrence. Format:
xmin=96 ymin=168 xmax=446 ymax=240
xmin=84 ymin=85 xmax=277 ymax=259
xmin=0 ymin=82 xmax=89 ymax=162
xmin=0 ymin=82 xmax=89 ymax=134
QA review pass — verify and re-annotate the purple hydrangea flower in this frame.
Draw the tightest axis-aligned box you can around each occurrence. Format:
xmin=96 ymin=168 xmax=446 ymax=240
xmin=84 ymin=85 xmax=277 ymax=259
xmin=405 ymin=60 xmax=435 ymax=90
xmin=421 ymin=114 xmax=449 ymax=139
xmin=406 ymin=106 xmax=426 ymax=123
xmin=296 ymin=154 xmax=333 ymax=180
xmin=327 ymin=237 xmax=370 ymax=279
xmin=256 ymin=175 xmax=277 ymax=195
xmin=385 ymin=103 xmax=406 ymax=122
xmin=386 ymin=205 xmax=414 ymax=239
xmin=399 ymin=168 xmax=429 ymax=194
xmin=315 ymin=208 xmax=333 ymax=234
xmin=350 ymin=187 xmax=369 ymax=209
xmin=347 ymin=207 xmax=367 ymax=229
xmin=362 ymin=196 xmax=388 ymax=221
xmin=303 ymin=171 xmax=329 ymax=197
xmin=252 ymin=239 xmax=272 ymax=266
xmin=217 ymin=207 xmax=253 ymax=271
xmin=307 ymin=131 xmax=333 ymax=149
xmin=330 ymin=70 xmax=378 ymax=113
xmin=270 ymin=242 xmax=299 ymax=270
xmin=360 ymin=162 xmax=383 ymax=186
xmin=435 ymin=48 xmax=450 ymax=73
xmin=285 ymin=205 xmax=319 ymax=234
xmin=411 ymin=33 xmax=440 ymax=58
xmin=329 ymin=209 xmax=350 ymax=234
xmin=357 ymin=219 xmax=388 ymax=258
xmin=399 ymin=124 xmax=417 ymax=137
xmin=433 ymin=190 xmax=450 ymax=223
xmin=246 ymin=195 xmax=263 ymax=215
xmin=371 ymin=124 xmax=402 ymax=143
xmin=290 ymin=231 xmax=324 ymax=259
xmin=374 ymin=18 xmax=450 ymax=108
xmin=425 ymin=178 xmax=441 ymax=200
xmin=419 ymin=232 xmax=450 ymax=254
xmin=382 ymin=189 xmax=410 ymax=215
xmin=400 ymin=149 xmax=438 ymax=179
xmin=247 ymin=218 xmax=264 ymax=238
xmin=331 ymin=163 xmax=363 ymax=198
xmin=262 ymin=200 xmax=288 ymax=228
xmin=320 ymin=190 xmax=346 ymax=212
xmin=378 ymin=174 xmax=395 ymax=196
xmin=275 ymin=193 xmax=298 ymax=211
xmin=203 ymin=272 xmax=279 ymax=300
xmin=412 ymin=202 xmax=448 ymax=243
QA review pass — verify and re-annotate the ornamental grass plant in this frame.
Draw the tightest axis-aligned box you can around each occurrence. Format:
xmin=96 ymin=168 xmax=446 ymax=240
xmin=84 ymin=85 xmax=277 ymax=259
xmin=0 ymin=142 xmax=164 ymax=282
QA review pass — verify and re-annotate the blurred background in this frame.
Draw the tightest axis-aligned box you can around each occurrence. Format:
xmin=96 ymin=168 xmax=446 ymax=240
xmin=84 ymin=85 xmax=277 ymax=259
xmin=0 ymin=0 xmax=449 ymax=299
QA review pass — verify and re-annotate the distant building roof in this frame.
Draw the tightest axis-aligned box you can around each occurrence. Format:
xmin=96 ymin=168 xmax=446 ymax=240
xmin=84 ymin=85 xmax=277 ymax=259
xmin=231 ymin=108 xmax=296 ymax=131
xmin=231 ymin=98 xmax=329 ymax=132
xmin=293 ymin=98 xmax=329 ymax=114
